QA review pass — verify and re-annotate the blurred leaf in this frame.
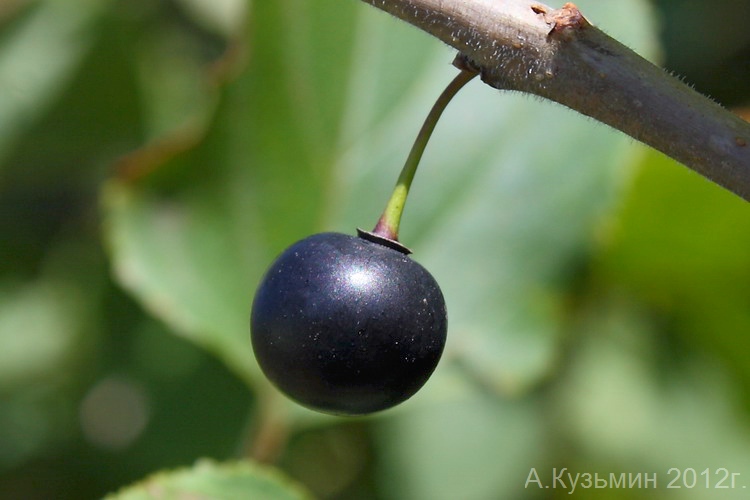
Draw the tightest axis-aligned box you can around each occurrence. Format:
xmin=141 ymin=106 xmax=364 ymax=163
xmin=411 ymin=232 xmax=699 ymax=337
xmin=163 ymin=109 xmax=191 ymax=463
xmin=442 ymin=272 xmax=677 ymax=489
xmin=0 ymin=280 xmax=86 ymax=387
xmin=556 ymin=299 xmax=750 ymax=500
xmin=600 ymin=149 xmax=750 ymax=294
xmin=105 ymin=460 xmax=312 ymax=500
xmin=174 ymin=0 xmax=246 ymax=38
xmin=129 ymin=0 xmax=235 ymax=139
xmin=375 ymin=390 xmax=545 ymax=500
xmin=598 ymin=148 xmax=750 ymax=390
xmin=0 ymin=228 xmax=106 ymax=470
xmin=0 ymin=275 xmax=90 ymax=471
xmin=0 ymin=0 xmax=111 ymax=167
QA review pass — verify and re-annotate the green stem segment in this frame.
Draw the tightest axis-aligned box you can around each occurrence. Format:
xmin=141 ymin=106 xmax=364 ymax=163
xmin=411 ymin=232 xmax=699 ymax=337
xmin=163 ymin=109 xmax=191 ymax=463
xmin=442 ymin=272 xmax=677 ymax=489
xmin=372 ymin=68 xmax=477 ymax=242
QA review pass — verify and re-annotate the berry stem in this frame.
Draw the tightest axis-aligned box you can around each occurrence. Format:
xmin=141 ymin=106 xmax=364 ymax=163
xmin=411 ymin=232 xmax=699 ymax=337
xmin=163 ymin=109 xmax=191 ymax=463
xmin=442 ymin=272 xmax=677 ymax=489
xmin=372 ymin=66 xmax=477 ymax=242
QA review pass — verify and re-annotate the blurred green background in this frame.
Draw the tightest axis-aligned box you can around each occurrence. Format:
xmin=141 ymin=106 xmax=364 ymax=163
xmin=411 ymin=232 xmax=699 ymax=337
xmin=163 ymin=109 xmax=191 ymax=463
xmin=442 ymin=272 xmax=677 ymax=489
xmin=1 ymin=0 xmax=749 ymax=498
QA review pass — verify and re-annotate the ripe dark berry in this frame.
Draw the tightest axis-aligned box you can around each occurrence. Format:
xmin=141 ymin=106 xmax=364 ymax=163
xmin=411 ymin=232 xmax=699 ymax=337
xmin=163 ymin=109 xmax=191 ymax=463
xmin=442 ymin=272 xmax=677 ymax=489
xmin=250 ymin=232 xmax=447 ymax=415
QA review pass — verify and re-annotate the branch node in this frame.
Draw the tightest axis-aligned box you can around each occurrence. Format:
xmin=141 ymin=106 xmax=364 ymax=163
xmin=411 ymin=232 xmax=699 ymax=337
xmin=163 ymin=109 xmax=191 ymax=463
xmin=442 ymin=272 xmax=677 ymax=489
xmin=545 ymin=2 xmax=590 ymax=38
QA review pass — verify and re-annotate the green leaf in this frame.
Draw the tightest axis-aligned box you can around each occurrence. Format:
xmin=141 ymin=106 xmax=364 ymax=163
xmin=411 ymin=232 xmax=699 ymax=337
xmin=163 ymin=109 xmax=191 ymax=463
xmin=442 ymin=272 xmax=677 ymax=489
xmin=0 ymin=0 xmax=111 ymax=166
xmin=375 ymin=391 xmax=545 ymax=500
xmin=0 ymin=280 xmax=87 ymax=388
xmin=598 ymin=146 xmax=750 ymax=394
xmin=556 ymin=299 xmax=750 ymax=499
xmin=105 ymin=460 xmax=313 ymax=500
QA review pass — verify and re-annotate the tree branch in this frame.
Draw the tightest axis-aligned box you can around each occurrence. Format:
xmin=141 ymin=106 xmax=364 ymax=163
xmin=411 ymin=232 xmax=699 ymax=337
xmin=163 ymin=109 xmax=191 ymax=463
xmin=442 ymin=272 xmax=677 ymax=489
xmin=361 ymin=0 xmax=750 ymax=201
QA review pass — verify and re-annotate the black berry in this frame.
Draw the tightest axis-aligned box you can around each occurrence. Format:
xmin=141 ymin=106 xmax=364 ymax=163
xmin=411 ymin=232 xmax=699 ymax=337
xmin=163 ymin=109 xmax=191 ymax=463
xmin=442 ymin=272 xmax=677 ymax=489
xmin=250 ymin=232 xmax=447 ymax=415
